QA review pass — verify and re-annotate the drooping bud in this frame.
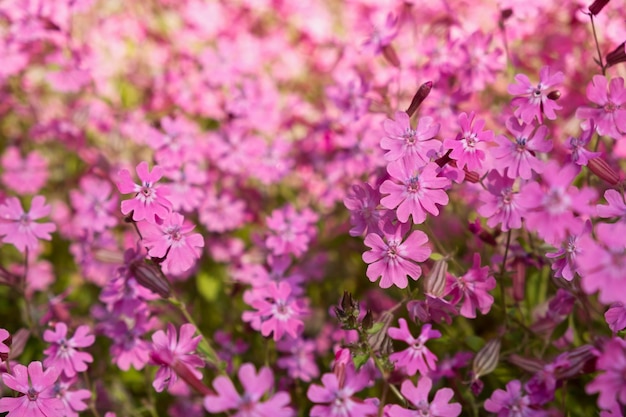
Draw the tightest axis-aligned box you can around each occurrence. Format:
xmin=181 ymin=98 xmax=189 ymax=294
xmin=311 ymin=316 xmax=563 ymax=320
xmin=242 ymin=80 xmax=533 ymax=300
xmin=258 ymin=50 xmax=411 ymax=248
xmin=171 ymin=360 xmax=213 ymax=396
xmin=507 ymin=354 xmax=545 ymax=373
xmin=382 ymin=44 xmax=401 ymax=68
xmin=463 ymin=168 xmax=480 ymax=183
xmin=554 ymin=344 xmax=597 ymax=379
xmin=424 ymin=258 xmax=448 ymax=297
xmin=367 ymin=310 xmax=394 ymax=354
xmin=547 ymin=90 xmax=561 ymax=100
xmin=0 ymin=331 xmax=11 ymax=362
xmin=606 ymin=42 xmax=626 ymax=68
xmin=588 ymin=0 xmax=610 ymax=15
xmin=7 ymin=329 xmax=29 ymax=361
xmin=406 ymin=81 xmax=433 ymax=117
xmin=472 ymin=338 xmax=501 ymax=380
xmin=588 ymin=156 xmax=621 ymax=185
xmin=512 ymin=259 xmax=526 ymax=302
xmin=131 ymin=260 xmax=171 ymax=298
xmin=362 ymin=310 xmax=373 ymax=331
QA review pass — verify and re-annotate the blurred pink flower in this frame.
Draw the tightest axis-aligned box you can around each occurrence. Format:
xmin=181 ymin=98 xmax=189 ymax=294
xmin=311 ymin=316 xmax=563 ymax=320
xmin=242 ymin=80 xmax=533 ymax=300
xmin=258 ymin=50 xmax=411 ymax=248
xmin=0 ymin=361 xmax=64 ymax=417
xmin=576 ymin=75 xmax=626 ymax=140
xmin=1 ymin=147 xmax=49 ymax=195
xmin=446 ymin=253 xmax=495 ymax=319
xmin=43 ymin=323 xmax=94 ymax=378
xmin=586 ymin=338 xmax=626 ymax=409
xmin=0 ymin=196 xmax=56 ymax=253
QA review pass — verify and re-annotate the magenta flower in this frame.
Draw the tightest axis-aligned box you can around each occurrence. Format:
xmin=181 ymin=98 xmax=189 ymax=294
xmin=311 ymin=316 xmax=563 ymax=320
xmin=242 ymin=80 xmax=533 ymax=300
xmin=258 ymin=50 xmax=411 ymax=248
xmin=0 ymin=361 xmax=64 ymax=417
xmin=51 ymin=377 xmax=91 ymax=417
xmin=242 ymin=281 xmax=307 ymax=341
xmin=204 ymin=363 xmax=294 ymax=417
xmin=388 ymin=319 xmax=441 ymax=376
xmin=307 ymin=363 xmax=377 ymax=417
xmin=149 ymin=323 xmax=204 ymax=393
xmin=344 ymin=183 xmax=384 ymax=237
xmin=491 ymin=118 xmax=552 ymax=179
xmin=43 ymin=323 xmax=94 ymax=378
xmin=381 ymin=111 xmax=441 ymax=166
xmin=508 ymin=66 xmax=564 ymax=124
xmin=265 ymin=205 xmax=318 ymax=257
xmin=362 ymin=223 xmax=431 ymax=289
xmin=484 ymin=380 xmax=544 ymax=417
xmin=586 ymin=338 xmax=626 ymax=409
xmin=446 ymin=253 xmax=495 ymax=319
xmin=576 ymin=75 xmax=626 ymax=140
xmin=276 ymin=337 xmax=319 ymax=382
xmin=477 ymin=171 xmax=534 ymax=231
xmin=605 ymin=303 xmax=626 ymax=333
xmin=380 ymin=160 xmax=450 ymax=224
xmin=444 ymin=111 xmax=493 ymax=172
xmin=1 ymin=147 xmax=49 ymax=195
xmin=116 ymin=161 xmax=172 ymax=223
xmin=546 ymin=220 xmax=592 ymax=281
xmin=0 ymin=196 xmax=56 ymax=253
xmin=597 ymin=189 xmax=626 ymax=218
xmin=138 ymin=212 xmax=204 ymax=275
xmin=0 ymin=328 xmax=10 ymax=359
xmin=568 ymin=124 xmax=601 ymax=166
xmin=69 ymin=176 xmax=119 ymax=233
xmin=386 ymin=377 xmax=461 ymax=417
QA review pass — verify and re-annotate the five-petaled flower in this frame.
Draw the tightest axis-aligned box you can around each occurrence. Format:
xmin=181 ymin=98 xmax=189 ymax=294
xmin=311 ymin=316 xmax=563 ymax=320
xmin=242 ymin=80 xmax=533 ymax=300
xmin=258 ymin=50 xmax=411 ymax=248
xmin=116 ymin=161 xmax=172 ymax=223
xmin=0 ymin=196 xmax=56 ymax=253
xmin=0 ymin=361 xmax=64 ymax=417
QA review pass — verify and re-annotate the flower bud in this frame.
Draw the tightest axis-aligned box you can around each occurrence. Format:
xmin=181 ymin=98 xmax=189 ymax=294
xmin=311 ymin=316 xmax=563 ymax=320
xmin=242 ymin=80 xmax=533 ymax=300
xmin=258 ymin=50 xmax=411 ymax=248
xmin=554 ymin=345 xmax=596 ymax=379
xmin=472 ymin=338 xmax=501 ymax=380
xmin=606 ymin=42 xmax=626 ymax=68
xmin=131 ymin=261 xmax=171 ymax=298
xmin=406 ymin=81 xmax=433 ymax=117
xmin=508 ymin=354 xmax=545 ymax=373
xmin=588 ymin=156 xmax=621 ymax=185
xmin=425 ymin=258 xmax=448 ymax=297
xmin=463 ymin=168 xmax=480 ymax=184
xmin=367 ymin=311 xmax=394 ymax=354
xmin=382 ymin=44 xmax=401 ymax=68
xmin=547 ymin=90 xmax=561 ymax=100
xmin=171 ymin=360 xmax=213 ymax=396
xmin=588 ymin=0 xmax=610 ymax=15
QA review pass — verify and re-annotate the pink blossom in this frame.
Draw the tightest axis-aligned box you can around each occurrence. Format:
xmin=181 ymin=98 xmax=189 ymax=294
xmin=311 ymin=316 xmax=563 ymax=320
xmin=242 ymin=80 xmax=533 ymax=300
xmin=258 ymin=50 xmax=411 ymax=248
xmin=198 ymin=189 xmax=246 ymax=233
xmin=484 ymin=380 xmax=545 ymax=417
xmin=605 ymin=303 xmax=626 ymax=333
xmin=204 ymin=363 xmax=293 ymax=417
xmin=51 ymin=377 xmax=91 ymax=417
xmin=458 ymin=31 xmax=504 ymax=93
xmin=69 ymin=176 xmax=119 ymax=233
xmin=265 ymin=205 xmax=318 ymax=257
xmin=444 ymin=111 xmax=493 ymax=172
xmin=43 ymin=323 xmax=94 ymax=378
xmin=508 ymin=66 xmax=564 ymax=123
xmin=362 ymin=223 xmax=431 ymax=289
xmin=597 ymin=189 xmax=626 ymax=218
xmin=380 ymin=160 xmax=450 ymax=224
xmin=586 ymin=338 xmax=626 ymax=409
xmin=116 ymin=161 xmax=172 ymax=223
xmin=491 ymin=118 xmax=552 ymax=180
xmin=388 ymin=319 xmax=441 ymax=376
xmin=149 ymin=323 xmax=204 ymax=393
xmin=0 ymin=196 xmax=56 ymax=253
xmin=138 ymin=212 xmax=204 ymax=275
xmin=344 ymin=183 xmax=384 ymax=237
xmin=576 ymin=75 xmax=626 ymax=140
xmin=446 ymin=253 xmax=495 ymax=319
xmin=381 ymin=111 xmax=441 ymax=166
xmin=386 ymin=377 xmax=461 ymax=417
xmin=0 ymin=361 xmax=64 ymax=417
xmin=568 ymin=124 xmax=601 ymax=166
xmin=477 ymin=171 xmax=533 ymax=231
xmin=276 ymin=337 xmax=319 ymax=382
xmin=1 ymin=147 xmax=49 ymax=195
xmin=546 ymin=221 xmax=592 ymax=281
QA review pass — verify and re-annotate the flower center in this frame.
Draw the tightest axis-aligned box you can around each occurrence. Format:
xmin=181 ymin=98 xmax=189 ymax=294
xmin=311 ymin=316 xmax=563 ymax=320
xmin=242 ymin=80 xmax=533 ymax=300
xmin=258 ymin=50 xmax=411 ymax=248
xmin=403 ymin=128 xmax=417 ymax=145
xmin=27 ymin=387 xmax=39 ymax=401
xmin=516 ymin=138 xmax=527 ymax=152
xmin=604 ymin=101 xmax=617 ymax=113
xmin=408 ymin=175 xmax=420 ymax=193
xmin=19 ymin=213 xmax=31 ymax=226
xmin=464 ymin=133 xmax=478 ymax=148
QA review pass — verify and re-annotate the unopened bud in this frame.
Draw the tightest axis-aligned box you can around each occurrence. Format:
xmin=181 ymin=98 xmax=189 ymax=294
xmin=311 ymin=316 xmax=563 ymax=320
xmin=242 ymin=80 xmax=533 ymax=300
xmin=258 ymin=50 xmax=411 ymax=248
xmin=367 ymin=311 xmax=394 ymax=354
xmin=554 ymin=344 xmax=596 ymax=379
xmin=588 ymin=156 xmax=621 ymax=185
xmin=171 ymin=360 xmax=212 ymax=396
xmin=0 ymin=332 xmax=11 ymax=362
xmin=606 ymin=42 xmax=626 ymax=68
xmin=464 ymin=168 xmax=480 ymax=183
xmin=382 ymin=44 xmax=401 ymax=68
xmin=512 ymin=260 xmax=525 ymax=302
xmin=425 ymin=258 xmax=448 ymax=297
xmin=406 ymin=81 xmax=433 ymax=117
xmin=547 ymin=90 xmax=561 ymax=100
xmin=588 ymin=0 xmax=610 ymax=15
xmin=500 ymin=8 xmax=513 ymax=20
xmin=507 ymin=354 xmax=545 ymax=373
xmin=362 ymin=310 xmax=373 ymax=331
xmin=131 ymin=261 xmax=171 ymax=298
xmin=472 ymin=338 xmax=501 ymax=379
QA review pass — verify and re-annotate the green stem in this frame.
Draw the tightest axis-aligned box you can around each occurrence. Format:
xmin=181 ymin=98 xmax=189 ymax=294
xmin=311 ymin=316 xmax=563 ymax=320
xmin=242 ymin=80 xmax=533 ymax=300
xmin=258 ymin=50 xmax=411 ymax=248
xmin=499 ymin=230 xmax=512 ymax=327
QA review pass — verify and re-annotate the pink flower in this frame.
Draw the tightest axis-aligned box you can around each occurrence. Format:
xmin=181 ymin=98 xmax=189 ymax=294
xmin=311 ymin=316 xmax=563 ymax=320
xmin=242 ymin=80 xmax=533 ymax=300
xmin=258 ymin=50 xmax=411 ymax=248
xmin=586 ymin=338 xmax=626 ymax=409
xmin=344 ymin=183 xmax=384 ymax=237
xmin=546 ymin=221 xmax=592 ymax=281
xmin=116 ymin=161 xmax=172 ymax=223
xmin=381 ymin=111 xmax=441 ymax=166
xmin=386 ymin=377 xmax=461 ymax=417
xmin=204 ymin=363 xmax=293 ymax=417
xmin=51 ymin=377 xmax=91 ymax=417
xmin=605 ymin=303 xmax=626 ymax=333
xmin=568 ymin=124 xmax=601 ymax=166
xmin=508 ymin=66 xmax=564 ymax=124
xmin=388 ymin=319 xmax=441 ymax=376
xmin=276 ymin=337 xmax=319 ymax=382
xmin=477 ymin=171 xmax=533 ymax=231
xmin=484 ymin=380 xmax=545 ymax=417
xmin=1 ymin=147 xmax=49 ymax=195
xmin=446 ymin=253 xmax=495 ymax=319
xmin=576 ymin=75 xmax=626 ymax=140
xmin=138 ymin=212 xmax=204 ymax=275
xmin=43 ymin=323 xmax=94 ymax=378
xmin=444 ymin=111 xmax=493 ymax=172
xmin=69 ymin=176 xmax=118 ymax=233
xmin=265 ymin=205 xmax=318 ymax=257
xmin=149 ymin=323 xmax=204 ymax=393
xmin=491 ymin=118 xmax=552 ymax=180
xmin=0 ymin=196 xmax=56 ymax=253
xmin=362 ymin=223 xmax=431 ymax=289
xmin=597 ymin=189 xmax=626 ymax=218
xmin=0 ymin=361 xmax=64 ymax=417
xmin=380 ymin=160 xmax=450 ymax=224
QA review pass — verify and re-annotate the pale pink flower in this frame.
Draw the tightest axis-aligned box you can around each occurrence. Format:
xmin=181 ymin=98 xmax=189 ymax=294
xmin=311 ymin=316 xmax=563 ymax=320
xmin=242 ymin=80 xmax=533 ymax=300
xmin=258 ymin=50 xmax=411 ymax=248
xmin=43 ymin=323 xmax=94 ymax=378
xmin=446 ymin=253 xmax=495 ymax=319
xmin=0 ymin=196 xmax=56 ymax=253
xmin=388 ymin=319 xmax=441 ymax=376
xmin=0 ymin=361 xmax=64 ymax=417
xmin=386 ymin=377 xmax=461 ymax=417
xmin=116 ymin=161 xmax=172 ymax=223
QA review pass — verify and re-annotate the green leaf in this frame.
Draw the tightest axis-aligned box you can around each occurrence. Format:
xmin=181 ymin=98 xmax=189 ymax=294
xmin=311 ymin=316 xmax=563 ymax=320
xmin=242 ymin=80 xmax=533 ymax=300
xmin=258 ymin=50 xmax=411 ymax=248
xmin=197 ymin=272 xmax=221 ymax=302
xmin=429 ymin=252 xmax=444 ymax=261
xmin=465 ymin=335 xmax=485 ymax=352
xmin=353 ymin=353 xmax=369 ymax=369
xmin=366 ymin=322 xmax=385 ymax=335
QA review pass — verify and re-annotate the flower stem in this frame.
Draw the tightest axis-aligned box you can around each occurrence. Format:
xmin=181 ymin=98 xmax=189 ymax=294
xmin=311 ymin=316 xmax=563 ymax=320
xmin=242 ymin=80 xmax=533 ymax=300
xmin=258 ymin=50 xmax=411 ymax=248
xmin=499 ymin=230 xmax=512 ymax=327
xmin=589 ymin=13 xmax=606 ymax=75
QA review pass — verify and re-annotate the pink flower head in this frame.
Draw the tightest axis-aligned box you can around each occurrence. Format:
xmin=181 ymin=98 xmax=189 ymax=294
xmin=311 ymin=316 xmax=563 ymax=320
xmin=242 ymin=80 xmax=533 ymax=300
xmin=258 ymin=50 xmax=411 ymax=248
xmin=362 ymin=223 xmax=431 ymax=289
xmin=43 ymin=323 xmax=94 ymax=378
xmin=380 ymin=160 xmax=450 ymax=224
xmin=386 ymin=377 xmax=461 ymax=417
xmin=586 ymin=338 xmax=626 ymax=409
xmin=477 ymin=171 xmax=534 ymax=231
xmin=484 ymin=379 xmax=544 ymax=417
xmin=508 ymin=66 xmax=564 ymax=124
xmin=204 ymin=363 xmax=294 ymax=417
xmin=242 ymin=281 xmax=307 ymax=341
xmin=0 ymin=196 xmax=56 ymax=253
xmin=388 ymin=319 xmax=441 ymax=376
xmin=381 ymin=111 xmax=442 ymax=166
xmin=116 ymin=161 xmax=172 ymax=223
xmin=0 ymin=328 xmax=9 ymax=358
xmin=276 ymin=337 xmax=319 ymax=382
xmin=69 ymin=176 xmax=119 ymax=233
xmin=149 ymin=323 xmax=204 ymax=393
xmin=51 ymin=377 xmax=91 ymax=417
xmin=265 ymin=205 xmax=318 ymax=257
xmin=1 ymin=147 xmax=49 ymax=195
xmin=576 ymin=75 xmax=626 ymax=140
xmin=546 ymin=220 xmax=592 ymax=281
xmin=344 ymin=183 xmax=384 ymax=237
xmin=138 ymin=212 xmax=204 ymax=275
xmin=362 ymin=12 xmax=398 ymax=55
xmin=444 ymin=111 xmax=494 ymax=172
xmin=0 ymin=361 xmax=64 ymax=417
xmin=492 ymin=118 xmax=552 ymax=180
xmin=446 ymin=253 xmax=495 ymax=319
xmin=568 ymin=123 xmax=601 ymax=166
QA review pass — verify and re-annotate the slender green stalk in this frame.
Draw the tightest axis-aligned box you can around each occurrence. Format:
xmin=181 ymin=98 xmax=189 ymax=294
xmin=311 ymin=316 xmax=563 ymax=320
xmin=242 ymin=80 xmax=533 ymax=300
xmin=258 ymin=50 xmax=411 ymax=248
xmin=499 ymin=230 xmax=512 ymax=327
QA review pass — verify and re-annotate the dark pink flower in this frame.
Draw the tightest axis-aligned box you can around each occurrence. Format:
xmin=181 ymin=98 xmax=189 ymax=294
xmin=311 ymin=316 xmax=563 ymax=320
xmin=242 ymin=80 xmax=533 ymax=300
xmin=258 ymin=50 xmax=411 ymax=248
xmin=388 ymin=319 xmax=441 ymax=376
xmin=576 ymin=75 xmax=626 ymax=140
xmin=586 ymin=338 xmax=626 ymax=409
xmin=568 ymin=124 xmax=601 ymax=166
xmin=605 ymin=303 xmax=626 ymax=333
xmin=0 ymin=328 xmax=9 ymax=358
xmin=116 ymin=161 xmax=172 ymax=223
xmin=43 ymin=323 xmax=94 ymax=378
xmin=204 ymin=363 xmax=293 ymax=417
xmin=444 ymin=111 xmax=493 ymax=172
xmin=0 ymin=196 xmax=56 ymax=253
xmin=265 ymin=205 xmax=318 ymax=257
xmin=477 ymin=171 xmax=533 ymax=231
xmin=0 ymin=361 xmax=64 ymax=417
xmin=362 ymin=223 xmax=431 ymax=289
xmin=386 ymin=377 xmax=461 ymax=417
xmin=381 ymin=111 xmax=441 ymax=166
xmin=546 ymin=220 xmax=592 ymax=281
xmin=484 ymin=379 xmax=545 ymax=417
xmin=446 ymin=253 xmax=495 ymax=319
xmin=508 ymin=66 xmax=564 ymax=124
